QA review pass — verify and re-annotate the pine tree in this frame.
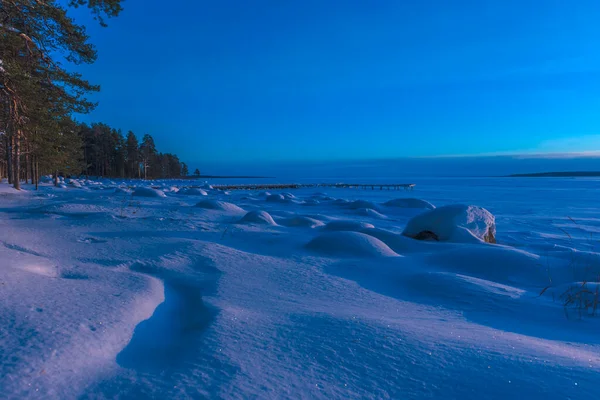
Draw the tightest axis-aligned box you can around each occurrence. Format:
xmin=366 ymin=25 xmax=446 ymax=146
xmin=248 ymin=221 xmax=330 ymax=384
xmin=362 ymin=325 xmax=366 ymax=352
xmin=139 ymin=134 xmax=156 ymax=179
xmin=125 ymin=131 xmax=139 ymax=178
xmin=181 ymin=162 xmax=189 ymax=177
xmin=0 ymin=0 xmax=123 ymax=189
xmin=194 ymin=168 xmax=200 ymax=177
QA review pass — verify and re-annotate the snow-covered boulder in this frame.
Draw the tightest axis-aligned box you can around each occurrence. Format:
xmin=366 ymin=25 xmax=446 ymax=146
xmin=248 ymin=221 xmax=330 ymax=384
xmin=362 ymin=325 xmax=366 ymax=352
xmin=266 ymin=194 xmax=287 ymax=203
xmin=402 ymin=204 xmax=496 ymax=244
xmin=114 ymin=187 xmax=132 ymax=195
xmin=354 ymin=208 xmax=388 ymax=219
xmin=343 ymin=200 xmax=381 ymax=211
xmin=195 ymin=200 xmax=245 ymax=213
xmin=132 ymin=187 xmax=166 ymax=198
xmin=323 ymin=220 xmax=375 ymax=232
xmin=280 ymin=216 xmax=325 ymax=228
xmin=238 ymin=210 xmax=277 ymax=225
xmin=41 ymin=175 xmax=53 ymax=183
xmin=302 ymin=198 xmax=320 ymax=206
xmin=384 ymin=198 xmax=435 ymax=210
xmin=178 ymin=187 xmax=208 ymax=196
xmin=306 ymin=231 xmax=399 ymax=258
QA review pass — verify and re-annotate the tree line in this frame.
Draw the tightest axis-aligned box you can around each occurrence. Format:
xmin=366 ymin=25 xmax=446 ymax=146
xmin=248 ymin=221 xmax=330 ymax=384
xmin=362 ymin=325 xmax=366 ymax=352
xmin=79 ymin=123 xmax=188 ymax=180
xmin=0 ymin=1 xmax=192 ymax=190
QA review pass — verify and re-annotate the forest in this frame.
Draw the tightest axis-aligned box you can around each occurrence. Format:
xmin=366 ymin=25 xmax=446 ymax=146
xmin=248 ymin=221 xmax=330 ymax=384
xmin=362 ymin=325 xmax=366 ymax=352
xmin=0 ymin=0 xmax=187 ymax=189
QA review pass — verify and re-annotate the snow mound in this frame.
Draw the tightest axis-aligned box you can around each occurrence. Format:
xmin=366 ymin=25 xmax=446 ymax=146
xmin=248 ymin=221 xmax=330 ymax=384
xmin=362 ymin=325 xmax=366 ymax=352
xmin=114 ymin=187 xmax=132 ymax=195
xmin=258 ymin=191 xmax=271 ymax=197
xmin=384 ymin=198 xmax=435 ymax=209
xmin=266 ymin=194 xmax=287 ymax=203
xmin=282 ymin=192 xmax=296 ymax=199
xmin=344 ymin=200 xmax=381 ymax=210
xmin=132 ymin=187 xmax=167 ymax=198
xmin=178 ymin=187 xmax=208 ymax=196
xmin=306 ymin=231 xmax=399 ymax=257
xmin=323 ymin=220 xmax=375 ymax=232
xmin=69 ymin=180 xmax=83 ymax=188
xmin=333 ymin=198 xmax=350 ymax=205
xmin=238 ymin=210 xmax=277 ymax=226
xmin=302 ymin=199 xmax=320 ymax=206
xmin=354 ymin=208 xmax=388 ymax=219
xmin=195 ymin=200 xmax=245 ymax=213
xmin=280 ymin=216 xmax=325 ymax=228
xmin=402 ymin=204 xmax=496 ymax=243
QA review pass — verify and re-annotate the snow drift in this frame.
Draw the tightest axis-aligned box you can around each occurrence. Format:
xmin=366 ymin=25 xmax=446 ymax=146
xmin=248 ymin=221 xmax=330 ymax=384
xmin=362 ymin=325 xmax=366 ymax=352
xmin=306 ymin=231 xmax=399 ymax=257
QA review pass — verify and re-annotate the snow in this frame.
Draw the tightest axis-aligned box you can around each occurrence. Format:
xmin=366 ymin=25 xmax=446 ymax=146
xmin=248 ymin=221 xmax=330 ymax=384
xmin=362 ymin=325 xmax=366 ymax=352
xmin=279 ymin=216 xmax=325 ymax=228
xmin=194 ymin=199 xmax=245 ymax=213
xmin=132 ymin=187 xmax=166 ymax=198
xmin=306 ymin=231 xmax=399 ymax=257
xmin=1 ymin=177 xmax=600 ymax=399
xmin=402 ymin=204 xmax=496 ymax=243
xmin=322 ymin=220 xmax=375 ymax=232
xmin=353 ymin=207 xmax=388 ymax=219
xmin=384 ymin=197 xmax=435 ymax=209
xmin=238 ymin=210 xmax=277 ymax=226
xmin=178 ymin=187 xmax=208 ymax=196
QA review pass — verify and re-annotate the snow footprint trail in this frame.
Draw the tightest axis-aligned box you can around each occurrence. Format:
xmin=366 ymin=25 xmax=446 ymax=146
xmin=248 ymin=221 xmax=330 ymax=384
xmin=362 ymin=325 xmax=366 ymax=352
xmin=117 ymin=258 xmax=218 ymax=372
xmin=117 ymin=279 xmax=214 ymax=371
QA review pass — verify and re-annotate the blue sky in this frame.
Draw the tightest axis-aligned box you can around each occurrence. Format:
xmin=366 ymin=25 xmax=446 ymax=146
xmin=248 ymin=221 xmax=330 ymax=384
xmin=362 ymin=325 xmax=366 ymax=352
xmin=73 ymin=0 xmax=600 ymax=165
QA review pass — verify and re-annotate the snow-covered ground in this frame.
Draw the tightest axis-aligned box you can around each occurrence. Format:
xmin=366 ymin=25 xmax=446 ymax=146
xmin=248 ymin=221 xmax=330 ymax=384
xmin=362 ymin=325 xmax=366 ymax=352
xmin=1 ymin=176 xmax=600 ymax=399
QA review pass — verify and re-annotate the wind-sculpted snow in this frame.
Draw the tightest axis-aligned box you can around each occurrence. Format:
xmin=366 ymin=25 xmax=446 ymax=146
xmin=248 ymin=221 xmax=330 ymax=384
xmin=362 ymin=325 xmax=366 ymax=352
xmin=238 ymin=210 xmax=277 ymax=226
xmin=1 ymin=178 xmax=600 ymax=399
xmin=306 ymin=231 xmax=399 ymax=257
xmin=383 ymin=198 xmax=435 ymax=209
xmin=132 ymin=187 xmax=167 ymax=198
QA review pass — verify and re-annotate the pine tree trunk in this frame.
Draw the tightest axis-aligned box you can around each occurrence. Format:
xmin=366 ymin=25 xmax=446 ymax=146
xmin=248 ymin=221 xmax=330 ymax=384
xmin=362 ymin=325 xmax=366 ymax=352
xmin=25 ymin=143 xmax=30 ymax=184
xmin=7 ymin=134 xmax=13 ymax=185
xmin=13 ymin=130 xmax=21 ymax=190
xmin=29 ymin=146 xmax=34 ymax=186
xmin=53 ymin=170 xmax=58 ymax=187
xmin=35 ymin=158 xmax=39 ymax=190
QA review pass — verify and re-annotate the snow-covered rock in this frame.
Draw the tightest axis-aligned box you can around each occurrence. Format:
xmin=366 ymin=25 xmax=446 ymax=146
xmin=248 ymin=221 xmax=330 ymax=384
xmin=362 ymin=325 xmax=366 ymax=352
xmin=266 ymin=194 xmax=287 ymax=203
xmin=195 ymin=200 xmax=245 ymax=213
xmin=178 ymin=187 xmax=208 ymax=196
xmin=238 ymin=210 xmax=277 ymax=225
xmin=114 ymin=187 xmax=132 ymax=195
xmin=323 ymin=220 xmax=375 ymax=232
xmin=402 ymin=204 xmax=496 ymax=243
xmin=384 ymin=198 xmax=435 ymax=210
xmin=354 ymin=208 xmax=388 ymax=219
xmin=132 ymin=187 xmax=167 ymax=198
xmin=343 ymin=200 xmax=381 ymax=211
xmin=280 ymin=216 xmax=325 ymax=228
xmin=306 ymin=231 xmax=399 ymax=257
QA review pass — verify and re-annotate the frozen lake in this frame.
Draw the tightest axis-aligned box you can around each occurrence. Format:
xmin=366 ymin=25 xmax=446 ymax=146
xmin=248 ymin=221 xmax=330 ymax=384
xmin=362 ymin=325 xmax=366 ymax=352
xmin=1 ymin=176 xmax=599 ymax=399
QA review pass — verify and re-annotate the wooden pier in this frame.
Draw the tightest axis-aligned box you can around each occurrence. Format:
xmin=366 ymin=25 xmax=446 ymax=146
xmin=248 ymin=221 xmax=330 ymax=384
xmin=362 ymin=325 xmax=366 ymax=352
xmin=204 ymin=183 xmax=416 ymax=191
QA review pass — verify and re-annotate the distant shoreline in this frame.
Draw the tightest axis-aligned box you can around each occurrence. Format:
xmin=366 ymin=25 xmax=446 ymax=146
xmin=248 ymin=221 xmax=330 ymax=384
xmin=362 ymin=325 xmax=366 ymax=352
xmin=182 ymin=175 xmax=275 ymax=179
xmin=508 ymin=171 xmax=600 ymax=178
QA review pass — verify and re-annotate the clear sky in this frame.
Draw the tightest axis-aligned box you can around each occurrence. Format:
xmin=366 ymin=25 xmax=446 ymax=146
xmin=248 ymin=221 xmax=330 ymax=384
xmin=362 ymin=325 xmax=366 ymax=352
xmin=73 ymin=0 xmax=600 ymax=166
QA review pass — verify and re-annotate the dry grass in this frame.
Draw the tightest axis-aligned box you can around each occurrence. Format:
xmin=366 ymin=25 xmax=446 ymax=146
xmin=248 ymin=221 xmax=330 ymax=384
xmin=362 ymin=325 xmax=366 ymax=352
xmin=539 ymin=216 xmax=600 ymax=318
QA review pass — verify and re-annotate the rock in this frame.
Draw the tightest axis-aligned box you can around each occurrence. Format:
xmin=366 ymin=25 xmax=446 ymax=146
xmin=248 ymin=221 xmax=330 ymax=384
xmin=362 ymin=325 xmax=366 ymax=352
xmin=402 ymin=204 xmax=496 ymax=244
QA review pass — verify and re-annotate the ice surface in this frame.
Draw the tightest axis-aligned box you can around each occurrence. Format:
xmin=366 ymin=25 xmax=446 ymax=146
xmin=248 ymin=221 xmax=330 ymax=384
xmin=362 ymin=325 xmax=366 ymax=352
xmin=1 ymin=177 xmax=600 ymax=399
